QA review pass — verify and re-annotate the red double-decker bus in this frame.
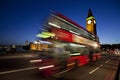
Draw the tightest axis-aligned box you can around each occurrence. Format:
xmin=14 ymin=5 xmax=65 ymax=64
xmin=32 ymin=12 xmax=101 ymax=76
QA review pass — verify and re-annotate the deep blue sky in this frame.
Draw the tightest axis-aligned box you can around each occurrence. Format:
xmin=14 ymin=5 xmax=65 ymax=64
xmin=0 ymin=0 xmax=120 ymax=45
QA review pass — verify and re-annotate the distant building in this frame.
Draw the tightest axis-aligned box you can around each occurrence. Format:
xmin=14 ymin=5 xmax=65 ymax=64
xmin=24 ymin=40 xmax=29 ymax=46
xmin=101 ymin=44 xmax=120 ymax=51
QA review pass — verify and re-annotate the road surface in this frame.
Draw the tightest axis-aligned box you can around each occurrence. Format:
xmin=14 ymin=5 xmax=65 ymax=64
xmin=0 ymin=53 xmax=119 ymax=80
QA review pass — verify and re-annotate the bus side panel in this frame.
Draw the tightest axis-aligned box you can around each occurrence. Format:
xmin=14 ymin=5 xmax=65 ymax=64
xmin=77 ymin=55 xmax=89 ymax=66
xmin=96 ymin=53 xmax=101 ymax=59
xmin=67 ymin=55 xmax=89 ymax=69
xmin=92 ymin=53 xmax=101 ymax=61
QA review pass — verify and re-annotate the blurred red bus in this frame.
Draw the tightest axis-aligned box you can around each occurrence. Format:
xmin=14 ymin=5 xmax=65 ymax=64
xmin=32 ymin=12 xmax=101 ymax=76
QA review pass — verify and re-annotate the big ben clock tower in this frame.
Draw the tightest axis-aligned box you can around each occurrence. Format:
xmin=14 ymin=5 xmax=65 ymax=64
xmin=86 ymin=9 xmax=97 ymax=35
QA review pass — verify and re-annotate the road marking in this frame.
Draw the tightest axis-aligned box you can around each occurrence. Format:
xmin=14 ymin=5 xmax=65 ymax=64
xmin=0 ymin=56 xmax=24 ymax=59
xmin=54 ymin=69 xmax=70 ymax=76
xmin=67 ymin=62 xmax=75 ymax=67
xmin=0 ymin=67 xmax=38 ymax=75
xmin=89 ymin=64 xmax=103 ymax=75
xmin=30 ymin=59 xmax=42 ymax=63
xmin=39 ymin=65 xmax=54 ymax=70
xmin=0 ymin=55 xmax=38 ymax=59
xmin=105 ymin=60 xmax=110 ymax=63
xmin=23 ymin=54 xmax=38 ymax=57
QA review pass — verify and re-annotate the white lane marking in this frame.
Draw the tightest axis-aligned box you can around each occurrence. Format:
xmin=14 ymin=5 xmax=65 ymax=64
xmin=0 ymin=55 xmax=38 ymax=59
xmin=67 ymin=62 xmax=75 ymax=67
xmin=39 ymin=65 xmax=54 ymax=70
xmin=54 ymin=69 xmax=70 ymax=76
xmin=23 ymin=55 xmax=38 ymax=57
xmin=100 ymin=64 xmax=103 ymax=67
xmin=89 ymin=64 xmax=103 ymax=75
xmin=105 ymin=60 xmax=110 ymax=63
xmin=0 ymin=56 xmax=24 ymax=59
xmin=0 ymin=67 xmax=38 ymax=75
xmin=89 ymin=67 xmax=100 ymax=74
xmin=30 ymin=59 xmax=42 ymax=63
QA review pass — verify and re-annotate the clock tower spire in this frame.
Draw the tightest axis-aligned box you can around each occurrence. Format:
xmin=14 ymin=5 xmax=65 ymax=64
xmin=86 ymin=9 xmax=97 ymax=35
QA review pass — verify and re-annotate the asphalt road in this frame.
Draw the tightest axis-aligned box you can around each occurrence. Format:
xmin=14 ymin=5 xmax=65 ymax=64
xmin=0 ymin=53 xmax=119 ymax=80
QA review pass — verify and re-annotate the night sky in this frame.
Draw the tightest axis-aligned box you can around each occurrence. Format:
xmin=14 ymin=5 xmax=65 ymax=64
xmin=0 ymin=0 xmax=120 ymax=45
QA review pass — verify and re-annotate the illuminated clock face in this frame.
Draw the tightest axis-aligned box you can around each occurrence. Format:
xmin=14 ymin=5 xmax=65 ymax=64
xmin=94 ymin=20 xmax=96 ymax=24
xmin=87 ymin=20 xmax=91 ymax=24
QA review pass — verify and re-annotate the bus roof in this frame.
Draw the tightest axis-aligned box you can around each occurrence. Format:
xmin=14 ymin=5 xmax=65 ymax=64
xmin=52 ymin=11 xmax=98 ymax=38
